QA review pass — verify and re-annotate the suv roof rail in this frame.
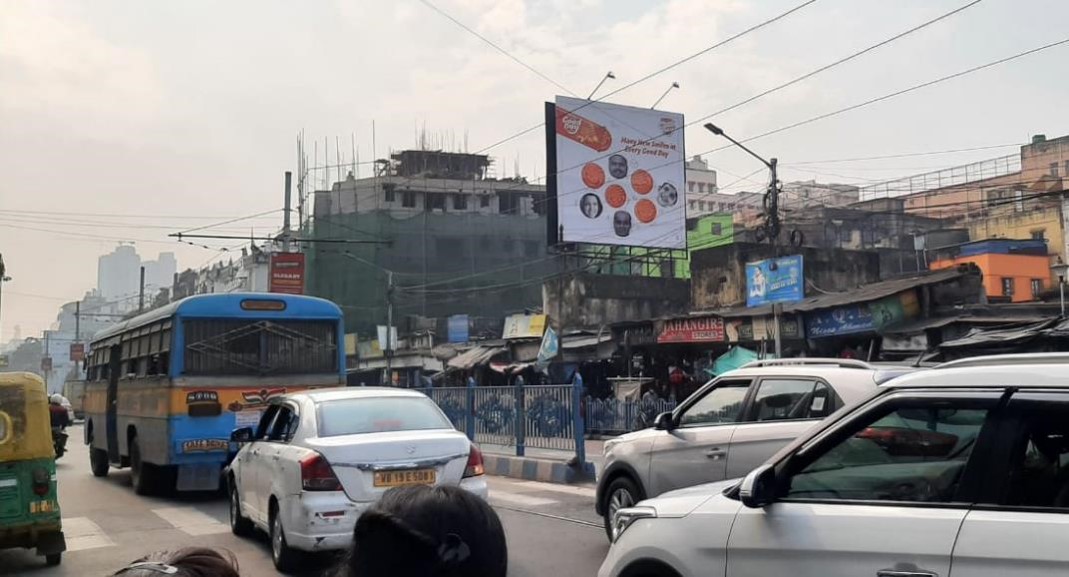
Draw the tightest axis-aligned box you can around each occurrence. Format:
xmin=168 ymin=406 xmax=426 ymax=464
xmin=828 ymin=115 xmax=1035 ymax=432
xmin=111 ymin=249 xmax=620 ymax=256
xmin=739 ymin=358 xmax=875 ymax=370
xmin=935 ymin=353 xmax=1069 ymax=370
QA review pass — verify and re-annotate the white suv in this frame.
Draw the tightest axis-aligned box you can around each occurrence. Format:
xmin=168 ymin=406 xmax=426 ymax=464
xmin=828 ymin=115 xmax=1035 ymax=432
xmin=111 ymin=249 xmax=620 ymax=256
xmin=600 ymin=353 xmax=1069 ymax=577
xmin=595 ymin=359 xmax=906 ymax=536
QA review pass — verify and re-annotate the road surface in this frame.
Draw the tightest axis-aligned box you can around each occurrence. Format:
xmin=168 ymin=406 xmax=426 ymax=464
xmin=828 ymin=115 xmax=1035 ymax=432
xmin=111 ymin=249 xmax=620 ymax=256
xmin=0 ymin=426 xmax=608 ymax=576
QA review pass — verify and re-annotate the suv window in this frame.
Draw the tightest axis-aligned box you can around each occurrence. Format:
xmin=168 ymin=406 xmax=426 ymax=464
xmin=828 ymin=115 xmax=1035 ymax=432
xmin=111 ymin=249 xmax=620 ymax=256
xmin=750 ymin=378 xmax=835 ymax=422
xmin=677 ymin=382 xmax=748 ymax=428
xmin=1002 ymin=394 xmax=1069 ymax=509
xmin=785 ymin=405 xmax=990 ymax=503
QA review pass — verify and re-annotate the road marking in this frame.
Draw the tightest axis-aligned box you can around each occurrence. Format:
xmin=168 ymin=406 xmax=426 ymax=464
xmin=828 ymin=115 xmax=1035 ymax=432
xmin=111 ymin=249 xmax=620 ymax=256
xmin=490 ymin=492 xmax=558 ymax=508
xmin=152 ymin=507 xmax=230 ymax=536
xmin=63 ymin=517 xmax=115 ymax=552
xmin=512 ymin=480 xmax=597 ymax=498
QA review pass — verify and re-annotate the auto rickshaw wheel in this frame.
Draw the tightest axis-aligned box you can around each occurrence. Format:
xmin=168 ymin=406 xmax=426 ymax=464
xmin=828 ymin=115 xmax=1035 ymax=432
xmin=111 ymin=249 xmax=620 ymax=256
xmin=45 ymin=553 xmax=61 ymax=566
xmin=90 ymin=448 xmax=109 ymax=477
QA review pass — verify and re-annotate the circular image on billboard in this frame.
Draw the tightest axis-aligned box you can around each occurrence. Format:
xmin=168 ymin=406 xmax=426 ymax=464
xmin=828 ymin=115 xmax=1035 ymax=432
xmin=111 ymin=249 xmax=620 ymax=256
xmin=657 ymin=182 xmax=679 ymax=207
xmin=580 ymin=193 xmax=603 ymax=219
xmin=613 ymin=211 xmax=632 ymax=237
xmin=635 ymin=199 xmax=658 ymax=224
xmin=609 ymin=155 xmax=629 ymax=179
xmin=582 ymin=163 xmax=605 ymax=189
xmin=631 ymin=170 xmax=653 ymax=195
xmin=605 ymin=184 xmax=628 ymax=209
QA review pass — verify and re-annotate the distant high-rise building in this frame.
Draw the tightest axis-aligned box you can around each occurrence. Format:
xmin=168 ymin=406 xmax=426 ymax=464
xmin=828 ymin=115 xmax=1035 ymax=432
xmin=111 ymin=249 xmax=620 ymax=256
xmin=97 ymin=245 xmax=141 ymax=301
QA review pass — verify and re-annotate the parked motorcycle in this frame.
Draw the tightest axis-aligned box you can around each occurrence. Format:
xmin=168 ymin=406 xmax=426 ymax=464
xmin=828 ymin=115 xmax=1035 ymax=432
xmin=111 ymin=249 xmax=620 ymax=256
xmin=52 ymin=427 xmax=68 ymax=460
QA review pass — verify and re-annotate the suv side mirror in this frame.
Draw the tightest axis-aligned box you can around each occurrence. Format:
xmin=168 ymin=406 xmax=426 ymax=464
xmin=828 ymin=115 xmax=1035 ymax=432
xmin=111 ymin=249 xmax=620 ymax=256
xmin=739 ymin=464 xmax=777 ymax=508
xmin=230 ymin=427 xmax=254 ymax=443
xmin=653 ymin=411 xmax=675 ymax=431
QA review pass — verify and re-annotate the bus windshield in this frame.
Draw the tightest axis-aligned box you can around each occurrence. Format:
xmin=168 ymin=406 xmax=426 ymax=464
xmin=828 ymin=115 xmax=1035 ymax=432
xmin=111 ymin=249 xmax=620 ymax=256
xmin=183 ymin=319 xmax=338 ymax=376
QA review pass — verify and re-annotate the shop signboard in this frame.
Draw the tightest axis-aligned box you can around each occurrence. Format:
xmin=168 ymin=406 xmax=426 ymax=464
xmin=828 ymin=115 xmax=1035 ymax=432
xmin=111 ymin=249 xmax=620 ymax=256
xmin=806 ymin=290 xmax=919 ymax=338
xmin=69 ymin=342 xmax=85 ymax=362
xmin=269 ymin=252 xmax=305 ymax=294
xmin=447 ymin=314 xmax=470 ymax=343
xmin=746 ymin=255 xmax=804 ymax=307
xmin=658 ymin=316 xmax=725 ymax=343
xmin=537 ymin=327 xmax=560 ymax=363
xmin=502 ymin=314 xmax=547 ymax=339
xmin=727 ymin=316 xmax=801 ymax=342
xmin=376 ymin=326 xmax=398 ymax=351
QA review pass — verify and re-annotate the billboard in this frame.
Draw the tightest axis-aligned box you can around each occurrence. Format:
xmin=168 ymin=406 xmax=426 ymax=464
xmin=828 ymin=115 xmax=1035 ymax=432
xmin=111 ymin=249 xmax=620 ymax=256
xmin=548 ymin=96 xmax=686 ymax=249
xmin=269 ymin=252 xmax=305 ymax=294
xmin=806 ymin=290 xmax=920 ymax=338
xmin=746 ymin=255 xmax=804 ymax=307
xmin=447 ymin=315 xmax=470 ymax=343
xmin=502 ymin=314 xmax=547 ymax=339
xmin=69 ymin=342 xmax=85 ymax=362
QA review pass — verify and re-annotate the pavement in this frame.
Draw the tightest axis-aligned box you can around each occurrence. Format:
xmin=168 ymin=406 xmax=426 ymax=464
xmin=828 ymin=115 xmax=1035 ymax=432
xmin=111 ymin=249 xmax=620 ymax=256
xmin=0 ymin=425 xmax=607 ymax=577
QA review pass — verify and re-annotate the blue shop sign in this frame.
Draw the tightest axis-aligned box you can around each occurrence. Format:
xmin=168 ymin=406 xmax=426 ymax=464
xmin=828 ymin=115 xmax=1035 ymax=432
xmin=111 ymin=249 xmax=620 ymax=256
xmin=746 ymin=255 xmax=804 ymax=307
xmin=447 ymin=314 xmax=470 ymax=343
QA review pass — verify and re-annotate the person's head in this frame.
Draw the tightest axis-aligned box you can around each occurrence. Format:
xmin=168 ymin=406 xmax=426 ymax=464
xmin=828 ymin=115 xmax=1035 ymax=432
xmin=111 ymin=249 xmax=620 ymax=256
xmin=49 ymin=394 xmax=63 ymax=405
xmin=613 ymin=211 xmax=632 ymax=237
xmin=580 ymin=193 xmax=602 ymax=218
xmin=341 ymin=484 xmax=507 ymax=577
xmin=608 ymin=154 xmax=628 ymax=179
xmin=113 ymin=548 xmax=240 ymax=577
xmin=657 ymin=182 xmax=678 ymax=207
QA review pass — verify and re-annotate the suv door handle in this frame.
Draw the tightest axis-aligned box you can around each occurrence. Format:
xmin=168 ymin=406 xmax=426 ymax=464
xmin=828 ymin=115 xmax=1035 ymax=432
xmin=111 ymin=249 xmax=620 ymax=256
xmin=877 ymin=570 xmax=937 ymax=577
xmin=706 ymin=448 xmax=726 ymax=460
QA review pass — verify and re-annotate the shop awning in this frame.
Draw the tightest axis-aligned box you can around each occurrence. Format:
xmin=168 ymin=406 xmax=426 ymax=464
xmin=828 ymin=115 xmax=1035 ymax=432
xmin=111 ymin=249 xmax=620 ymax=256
xmin=446 ymin=345 xmax=508 ymax=370
xmin=561 ymin=334 xmax=613 ymax=349
xmin=939 ymin=319 xmax=1058 ymax=349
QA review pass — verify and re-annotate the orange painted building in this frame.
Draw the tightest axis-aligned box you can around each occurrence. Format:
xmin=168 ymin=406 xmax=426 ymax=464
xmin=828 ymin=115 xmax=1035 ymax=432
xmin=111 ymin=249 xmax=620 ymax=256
xmin=929 ymin=239 xmax=1051 ymax=303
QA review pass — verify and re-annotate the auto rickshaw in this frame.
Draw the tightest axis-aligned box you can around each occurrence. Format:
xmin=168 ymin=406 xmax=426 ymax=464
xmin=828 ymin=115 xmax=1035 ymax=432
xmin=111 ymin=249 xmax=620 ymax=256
xmin=0 ymin=372 xmax=66 ymax=566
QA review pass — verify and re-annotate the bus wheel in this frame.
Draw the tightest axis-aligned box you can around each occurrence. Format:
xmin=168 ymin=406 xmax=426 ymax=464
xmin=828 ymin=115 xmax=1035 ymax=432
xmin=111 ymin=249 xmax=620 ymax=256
xmin=129 ymin=437 xmax=155 ymax=495
xmin=90 ymin=448 xmax=109 ymax=478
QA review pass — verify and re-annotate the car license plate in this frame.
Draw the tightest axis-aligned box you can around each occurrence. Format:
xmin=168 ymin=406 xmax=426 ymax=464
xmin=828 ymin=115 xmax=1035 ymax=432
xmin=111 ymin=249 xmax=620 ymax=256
xmin=373 ymin=469 xmax=436 ymax=487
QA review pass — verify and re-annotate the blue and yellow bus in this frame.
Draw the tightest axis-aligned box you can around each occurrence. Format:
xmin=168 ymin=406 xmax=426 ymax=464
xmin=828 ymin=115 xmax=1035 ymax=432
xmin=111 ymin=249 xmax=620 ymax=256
xmin=83 ymin=293 xmax=345 ymax=494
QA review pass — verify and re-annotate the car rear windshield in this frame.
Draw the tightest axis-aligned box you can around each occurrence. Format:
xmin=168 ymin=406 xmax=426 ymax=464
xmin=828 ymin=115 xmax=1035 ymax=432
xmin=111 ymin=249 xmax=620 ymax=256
xmin=317 ymin=397 xmax=452 ymax=437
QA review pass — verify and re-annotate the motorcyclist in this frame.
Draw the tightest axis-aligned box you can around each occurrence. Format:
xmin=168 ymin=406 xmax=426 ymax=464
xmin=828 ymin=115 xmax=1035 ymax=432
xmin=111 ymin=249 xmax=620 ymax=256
xmin=49 ymin=394 xmax=71 ymax=429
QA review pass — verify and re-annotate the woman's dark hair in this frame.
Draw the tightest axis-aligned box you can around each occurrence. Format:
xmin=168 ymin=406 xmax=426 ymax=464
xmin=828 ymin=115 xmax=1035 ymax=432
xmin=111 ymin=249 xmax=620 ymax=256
xmin=341 ymin=484 xmax=507 ymax=577
xmin=113 ymin=547 xmax=240 ymax=577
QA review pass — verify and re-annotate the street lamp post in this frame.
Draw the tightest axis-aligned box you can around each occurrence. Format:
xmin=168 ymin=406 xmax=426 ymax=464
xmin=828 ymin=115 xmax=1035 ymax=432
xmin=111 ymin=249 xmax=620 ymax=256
xmin=1052 ymin=262 xmax=1069 ymax=317
xmin=0 ymin=253 xmax=9 ymax=345
xmin=704 ymin=124 xmax=783 ymax=357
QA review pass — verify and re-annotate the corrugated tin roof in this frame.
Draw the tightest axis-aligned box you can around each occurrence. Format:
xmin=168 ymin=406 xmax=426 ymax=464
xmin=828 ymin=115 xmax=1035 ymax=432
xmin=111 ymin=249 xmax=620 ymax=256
xmin=445 ymin=346 xmax=507 ymax=370
xmin=939 ymin=319 xmax=1059 ymax=349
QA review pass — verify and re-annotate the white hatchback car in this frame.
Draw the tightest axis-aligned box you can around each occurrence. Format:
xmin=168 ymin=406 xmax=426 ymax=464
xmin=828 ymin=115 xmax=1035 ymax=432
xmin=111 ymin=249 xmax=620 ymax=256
xmin=600 ymin=353 xmax=1069 ymax=577
xmin=596 ymin=359 xmax=908 ymax=536
xmin=226 ymin=387 xmax=488 ymax=571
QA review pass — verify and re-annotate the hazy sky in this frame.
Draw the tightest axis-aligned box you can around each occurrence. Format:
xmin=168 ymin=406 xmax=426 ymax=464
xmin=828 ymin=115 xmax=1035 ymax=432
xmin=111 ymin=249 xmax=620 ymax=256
xmin=2 ymin=0 xmax=1067 ymax=340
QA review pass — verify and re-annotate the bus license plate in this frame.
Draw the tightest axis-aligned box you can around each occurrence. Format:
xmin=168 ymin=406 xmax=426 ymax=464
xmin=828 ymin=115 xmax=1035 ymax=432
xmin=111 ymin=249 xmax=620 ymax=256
xmin=373 ymin=469 xmax=436 ymax=488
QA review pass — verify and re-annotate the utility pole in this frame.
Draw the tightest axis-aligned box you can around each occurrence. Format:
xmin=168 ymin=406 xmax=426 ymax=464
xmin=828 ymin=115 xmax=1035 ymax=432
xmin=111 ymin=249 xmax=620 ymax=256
xmin=705 ymin=123 xmax=783 ymax=357
xmin=138 ymin=266 xmax=146 ymax=314
xmin=74 ymin=301 xmax=81 ymax=377
xmin=0 ymin=254 xmax=8 ymax=344
xmin=385 ymin=270 xmax=394 ymax=384
xmin=43 ymin=330 xmax=49 ymax=390
xmin=283 ymin=171 xmax=293 ymax=252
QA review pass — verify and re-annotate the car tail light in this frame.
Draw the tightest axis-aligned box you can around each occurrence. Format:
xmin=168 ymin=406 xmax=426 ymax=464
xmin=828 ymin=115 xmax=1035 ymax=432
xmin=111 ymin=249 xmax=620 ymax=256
xmin=32 ymin=468 xmax=50 ymax=497
xmin=300 ymin=453 xmax=342 ymax=492
xmin=463 ymin=444 xmax=485 ymax=478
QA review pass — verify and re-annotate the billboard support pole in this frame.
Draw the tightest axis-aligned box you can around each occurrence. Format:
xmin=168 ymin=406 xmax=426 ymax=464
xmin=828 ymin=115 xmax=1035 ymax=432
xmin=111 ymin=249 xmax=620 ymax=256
xmin=385 ymin=270 xmax=394 ymax=384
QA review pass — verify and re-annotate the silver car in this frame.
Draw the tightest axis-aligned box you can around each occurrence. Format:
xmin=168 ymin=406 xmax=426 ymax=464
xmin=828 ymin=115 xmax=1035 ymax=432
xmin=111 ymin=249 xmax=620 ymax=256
xmin=595 ymin=358 xmax=908 ymax=536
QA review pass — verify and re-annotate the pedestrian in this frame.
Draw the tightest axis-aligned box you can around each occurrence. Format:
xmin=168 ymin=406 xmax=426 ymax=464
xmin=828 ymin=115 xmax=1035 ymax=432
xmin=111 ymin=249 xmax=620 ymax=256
xmin=113 ymin=547 xmax=240 ymax=577
xmin=335 ymin=484 xmax=507 ymax=577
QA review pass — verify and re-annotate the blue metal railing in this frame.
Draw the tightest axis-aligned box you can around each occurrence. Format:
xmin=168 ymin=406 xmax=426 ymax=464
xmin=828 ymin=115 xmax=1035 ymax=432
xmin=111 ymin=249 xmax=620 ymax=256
xmin=585 ymin=397 xmax=677 ymax=434
xmin=421 ymin=381 xmax=584 ymax=460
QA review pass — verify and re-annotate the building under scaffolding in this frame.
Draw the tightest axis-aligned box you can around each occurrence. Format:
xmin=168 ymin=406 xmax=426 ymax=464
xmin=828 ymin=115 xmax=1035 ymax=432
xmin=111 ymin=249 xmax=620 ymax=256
xmin=307 ymin=150 xmax=557 ymax=335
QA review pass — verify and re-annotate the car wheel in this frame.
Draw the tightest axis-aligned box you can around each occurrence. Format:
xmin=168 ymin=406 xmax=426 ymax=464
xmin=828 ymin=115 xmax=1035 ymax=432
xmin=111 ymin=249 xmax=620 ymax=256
xmin=89 ymin=448 xmax=109 ymax=478
xmin=603 ymin=476 xmax=642 ymax=541
xmin=270 ymin=502 xmax=300 ymax=573
xmin=229 ymin=481 xmax=254 ymax=537
xmin=45 ymin=553 xmax=62 ymax=566
xmin=129 ymin=437 xmax=154 ymax=495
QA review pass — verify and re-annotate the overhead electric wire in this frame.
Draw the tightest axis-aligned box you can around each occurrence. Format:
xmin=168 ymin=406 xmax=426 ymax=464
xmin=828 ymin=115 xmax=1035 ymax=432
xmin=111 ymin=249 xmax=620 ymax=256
xmin=174 ymin=209 xmax=283 ymax=235
xmin=787 ymin=142 xmax=1024 ymax=165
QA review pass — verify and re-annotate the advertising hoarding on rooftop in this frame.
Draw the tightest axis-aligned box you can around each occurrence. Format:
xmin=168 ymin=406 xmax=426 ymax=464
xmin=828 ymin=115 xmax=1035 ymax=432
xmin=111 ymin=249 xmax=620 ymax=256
xmin=547 ymin=96 xmax=687 ymax=249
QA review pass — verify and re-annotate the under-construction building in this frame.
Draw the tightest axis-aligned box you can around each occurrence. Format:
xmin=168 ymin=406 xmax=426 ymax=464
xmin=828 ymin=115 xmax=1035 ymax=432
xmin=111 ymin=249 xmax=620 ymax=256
xmin=307 ymin=149 xmax=556 ymax=336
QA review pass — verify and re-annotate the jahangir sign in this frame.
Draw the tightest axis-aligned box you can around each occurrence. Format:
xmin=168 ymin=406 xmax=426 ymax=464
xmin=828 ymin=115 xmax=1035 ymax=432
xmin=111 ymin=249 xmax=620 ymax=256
xmin=658 ymin=316 xmax=725 ymax=343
